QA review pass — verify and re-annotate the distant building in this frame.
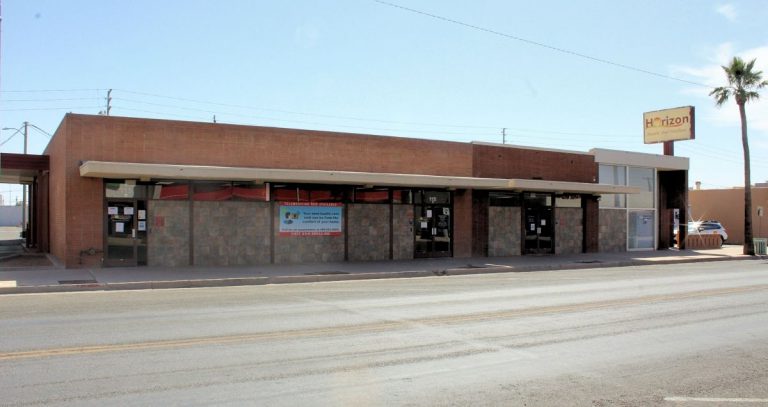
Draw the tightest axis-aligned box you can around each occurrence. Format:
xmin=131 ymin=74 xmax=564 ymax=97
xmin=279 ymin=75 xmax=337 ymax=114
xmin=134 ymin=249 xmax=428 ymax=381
xmin=0 ymin=206 xmax=22 ymax=227
xmin=689 ymin=187 xmax=768 ymax=244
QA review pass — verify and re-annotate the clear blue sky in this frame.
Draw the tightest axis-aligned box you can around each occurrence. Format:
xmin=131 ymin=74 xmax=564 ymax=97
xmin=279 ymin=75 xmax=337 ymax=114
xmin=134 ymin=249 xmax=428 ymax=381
xmin=1 ymin=0 xmax=767 ymax=204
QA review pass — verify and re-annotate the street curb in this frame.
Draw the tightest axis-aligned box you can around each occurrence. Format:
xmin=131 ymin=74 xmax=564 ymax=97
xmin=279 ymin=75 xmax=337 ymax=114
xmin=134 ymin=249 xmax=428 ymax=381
xmin=0 ymin=255 xmax=761 ymax=295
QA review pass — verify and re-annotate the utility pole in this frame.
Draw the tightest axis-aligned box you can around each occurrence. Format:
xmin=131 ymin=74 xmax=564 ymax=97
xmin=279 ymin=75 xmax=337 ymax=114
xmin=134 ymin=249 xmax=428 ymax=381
xmin=23 ymin=121 xmax=28 ymax=153
xmin=502 ymin=128 xmax=507 ymax=144
xmin=106 ymin=89 xmax=112 ymax=116
xmin=22 ymin=121 xmax=28 ymax=241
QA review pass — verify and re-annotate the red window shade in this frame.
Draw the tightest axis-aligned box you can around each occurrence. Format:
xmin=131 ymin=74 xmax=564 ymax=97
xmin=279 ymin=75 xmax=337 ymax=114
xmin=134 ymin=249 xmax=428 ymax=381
xmin=157 ymin=184 xmax=189 ymax=200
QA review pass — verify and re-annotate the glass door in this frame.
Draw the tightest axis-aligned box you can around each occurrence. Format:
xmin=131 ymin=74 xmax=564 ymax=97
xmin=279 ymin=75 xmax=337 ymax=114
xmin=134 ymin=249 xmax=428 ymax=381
xmin=105 ymin=199 xmax=147 ymax=266
xmin=414 ymin=191 xmax=452 ymax=258
xmin=523 ymin=193 xmax=554 ymax=254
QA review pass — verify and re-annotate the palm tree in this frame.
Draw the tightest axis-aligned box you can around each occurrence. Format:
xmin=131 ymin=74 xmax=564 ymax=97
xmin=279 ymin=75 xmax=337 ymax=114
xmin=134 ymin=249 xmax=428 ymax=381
xmin=710 ymin=57 xmax=768 ymax=255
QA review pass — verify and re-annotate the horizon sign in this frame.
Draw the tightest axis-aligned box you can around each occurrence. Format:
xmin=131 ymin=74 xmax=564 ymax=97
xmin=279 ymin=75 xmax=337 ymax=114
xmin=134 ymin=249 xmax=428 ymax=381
xmin=643 ymin=106 xmax=695 ymax=144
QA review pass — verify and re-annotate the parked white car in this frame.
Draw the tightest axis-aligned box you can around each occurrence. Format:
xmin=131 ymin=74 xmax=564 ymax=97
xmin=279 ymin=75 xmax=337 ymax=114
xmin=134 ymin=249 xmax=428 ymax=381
xmin=687 ymin=221 xmax=728 ymax=245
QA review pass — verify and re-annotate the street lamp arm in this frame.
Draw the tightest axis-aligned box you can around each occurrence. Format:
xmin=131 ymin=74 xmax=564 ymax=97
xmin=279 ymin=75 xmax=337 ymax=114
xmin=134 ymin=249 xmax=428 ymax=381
xmin=26 ymin=123 xmax=52 ymax=137
xmin=0 ymin=127 xmax=23 ymax=146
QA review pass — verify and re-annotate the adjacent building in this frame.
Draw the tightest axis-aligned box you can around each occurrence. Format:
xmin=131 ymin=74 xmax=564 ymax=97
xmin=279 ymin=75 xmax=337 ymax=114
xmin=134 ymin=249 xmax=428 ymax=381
xmin=689 ymin=187 xmax=768 ymax=244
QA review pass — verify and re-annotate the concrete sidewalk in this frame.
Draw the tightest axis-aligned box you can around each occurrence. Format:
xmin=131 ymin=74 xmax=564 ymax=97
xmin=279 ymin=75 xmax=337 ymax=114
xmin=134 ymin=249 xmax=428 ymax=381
xmin=0 ymin=245 xmax=762 ymax=295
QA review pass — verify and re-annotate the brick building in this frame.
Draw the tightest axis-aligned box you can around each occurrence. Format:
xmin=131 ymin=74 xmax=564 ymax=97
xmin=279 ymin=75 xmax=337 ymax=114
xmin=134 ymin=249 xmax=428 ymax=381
xmin=21 ymin=114 xmax=688 ymax=268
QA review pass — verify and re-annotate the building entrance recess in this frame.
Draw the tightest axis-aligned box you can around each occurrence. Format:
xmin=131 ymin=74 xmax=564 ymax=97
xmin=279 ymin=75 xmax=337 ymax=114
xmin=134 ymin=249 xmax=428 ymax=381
xmin=414 ymin=191 xmax=452 ymax=258
xmin=523 ymin=192 xmax=554 ymax=254
xmin=104 ymin=198 xmax=147 ymax=267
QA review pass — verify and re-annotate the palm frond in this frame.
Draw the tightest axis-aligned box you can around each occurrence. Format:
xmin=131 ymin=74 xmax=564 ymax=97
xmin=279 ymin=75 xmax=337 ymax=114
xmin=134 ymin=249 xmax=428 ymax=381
xmin=744 ymin=90 xmax=760 ymax=102
xmin=709 ymin=87 xmax=731 ymax=106
xmin=713 ymin=56 xmax=765 ymax=107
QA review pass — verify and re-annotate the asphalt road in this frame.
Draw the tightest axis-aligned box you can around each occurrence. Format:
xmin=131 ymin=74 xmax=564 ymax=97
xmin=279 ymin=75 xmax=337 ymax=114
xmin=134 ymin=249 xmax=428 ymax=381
xmin=1 ymin=260 xmax=767 ymax=406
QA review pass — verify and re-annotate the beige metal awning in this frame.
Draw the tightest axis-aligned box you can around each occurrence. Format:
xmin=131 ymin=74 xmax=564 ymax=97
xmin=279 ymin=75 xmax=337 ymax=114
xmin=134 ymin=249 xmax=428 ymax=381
xmin=79 ymin=161 xmax=640 ymax=195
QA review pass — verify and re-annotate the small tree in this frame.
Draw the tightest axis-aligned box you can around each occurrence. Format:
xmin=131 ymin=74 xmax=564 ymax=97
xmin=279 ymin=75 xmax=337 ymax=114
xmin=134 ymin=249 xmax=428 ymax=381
xmin=710 ymin=57 xmax=768 ymax=255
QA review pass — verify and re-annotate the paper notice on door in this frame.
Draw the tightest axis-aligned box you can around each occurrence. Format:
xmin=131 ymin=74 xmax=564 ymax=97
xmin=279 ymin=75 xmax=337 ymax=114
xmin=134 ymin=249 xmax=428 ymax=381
xmin=537 ymin=227 xmax=541 ymax=234
xmin=541 ymin=219 xmax=546 ymax=226
xmin=432 ymin=228 xmax=437 ymax=236
xmin=115 ymin=222 xmax=125 ymax=233
xmin=530 ymin=224 xmax=535 ymax=231
xmin=443 ymin=208 xmax=450 ymax=215
xmin=138 ymin=221 xmax=146 ymax=231
xmin=124 ymin=207 xmax=134 ymax=215
xmin=108 ymin=207 xmax=118 ymax=215
xmin=426 ymin=210 xmax=432 ymax=218
xmin=421 ymin=222 xmax=428 ymax=229
xmin=138 ymin=210 xmax=146 ymax=220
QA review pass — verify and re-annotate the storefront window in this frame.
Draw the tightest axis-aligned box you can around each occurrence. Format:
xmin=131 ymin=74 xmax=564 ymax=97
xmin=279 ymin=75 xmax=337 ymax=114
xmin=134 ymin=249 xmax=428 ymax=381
xmin=105 ymin=182 xmax=147 ymax=199
xmin=392 ymin=189 xmax=413 ymax=204
xmin=627 ymin=167 xmax=655 ymax=209
xmin=555 ymin=194 xmax=582 ymax=208
xmin=148 ymin=182 xmax=189 ymax=200
xmin=489 ymin=192 xmax=521 ymax=207
xmin=599 ymin=164 xmax=626 ymax=208
xmin=523 ymin=192 xmax=552 ymax=207
xmin=354 ymin=188 xmax=390 ymax=203
xmin=629 ymin=210 xmax=655 ymax=249
xmin=232 ymin=182 xmax=267 ymax=201
xmin=309 ymin=187 xmax=348 ymax=202
xmin=272 ymin=186 xmax=310 ymax=202
xmin=416 ymin=190 xmax=450 ymax=205
xmin=271 ymin=185 xmax=349 ymax=202
xmin=193 ymin=182 xmax=233 ymax=201
xmin=192 ymin=182 xmax=267 ymax=201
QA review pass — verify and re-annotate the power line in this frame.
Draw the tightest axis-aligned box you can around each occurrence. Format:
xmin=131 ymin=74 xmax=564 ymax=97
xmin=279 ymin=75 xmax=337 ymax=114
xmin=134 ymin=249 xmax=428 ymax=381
xmin=114 ymin=97 xmax=500 ymax=136
xmin=28 ymin=124 xmax=53 ymax=138
xmin=113 ymin=105 xmax=497 ymax=137
xmin=677 ymin=144 xmax=768 ymax=169
xmin=683 ymin=142 xmax=767 ymax=161
xmin=0 ymin=129 xmax=21 ymax=146
xmin=0 ymin=87 xmax=677 ymax=144
xmin=373 ymin=0 xmax=712 ymax=89
xmin=112 ymin=90 xmax=638 ymax=139
xmin=1 ymin=97 xmax=102 ymax=102
xmin=113 ymin=100 xmax=641 ymax=143
xmin=2 ymin=87 xmax=642 ymax=140
xmin=114 ymin=89 xmax=500 ymax=130
xmin=0 ymin=106 xmax=102 ymax=111
xmin=0 ymin=88 xmax=106 ymax=93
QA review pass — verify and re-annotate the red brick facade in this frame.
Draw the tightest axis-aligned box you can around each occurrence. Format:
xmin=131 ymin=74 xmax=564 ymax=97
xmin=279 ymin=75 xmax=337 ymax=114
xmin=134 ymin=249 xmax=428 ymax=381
xmin=472 ymin=144 xmax=597 ymax=182
xmin=42 ymin=114 xmax=604 ymax=267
